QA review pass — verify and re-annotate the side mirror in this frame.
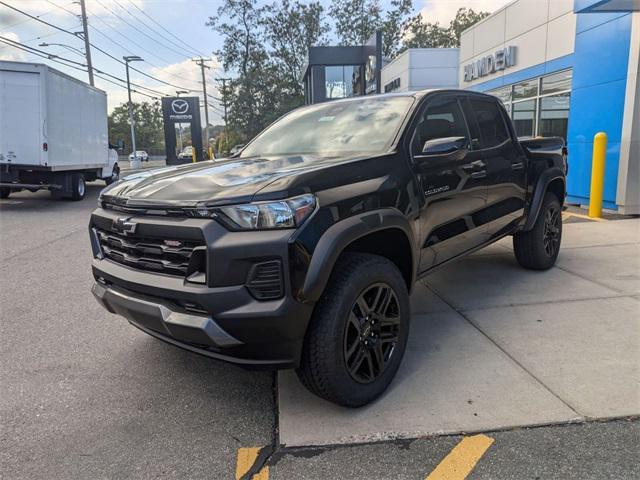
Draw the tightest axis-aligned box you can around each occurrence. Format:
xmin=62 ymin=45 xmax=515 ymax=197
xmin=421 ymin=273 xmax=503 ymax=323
xmin=421 ymin=136 xmax=468 ymax=155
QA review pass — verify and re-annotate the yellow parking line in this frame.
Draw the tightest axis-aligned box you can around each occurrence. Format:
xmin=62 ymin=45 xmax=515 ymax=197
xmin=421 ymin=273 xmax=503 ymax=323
xmin=425 ymin=434 xmax=495 ymax=480
xmin=564 ymin=211 xmax=607 ymax=222
xmin=236 ymin=447 xmax=269 ymax=480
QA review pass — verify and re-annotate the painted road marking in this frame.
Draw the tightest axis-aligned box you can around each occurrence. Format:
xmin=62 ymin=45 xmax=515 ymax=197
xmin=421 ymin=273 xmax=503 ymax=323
xmin=425 ymin=434 xmax=495 ymax=480
xmin=236 ymin=447 xmax=269 ymax=480
xmin=563 ymin=211 xmax=607 ymax=222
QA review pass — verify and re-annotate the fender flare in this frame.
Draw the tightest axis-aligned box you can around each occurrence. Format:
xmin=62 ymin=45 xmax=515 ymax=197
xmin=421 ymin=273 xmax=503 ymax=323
xmin=300 ymin=208 xmax=417 ymax=303
xmin=523 ymin=168 xmax=566 ymax=231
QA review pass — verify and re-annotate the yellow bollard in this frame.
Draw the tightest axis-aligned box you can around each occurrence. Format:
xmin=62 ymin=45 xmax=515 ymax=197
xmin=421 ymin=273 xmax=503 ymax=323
xmin=588 ymin=132 xmax=607 ymax=218
xmin=192 ymin=147 xmax=196 ymax=163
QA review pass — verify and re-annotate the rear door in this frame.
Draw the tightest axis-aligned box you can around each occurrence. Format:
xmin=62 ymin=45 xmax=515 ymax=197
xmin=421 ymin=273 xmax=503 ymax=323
xmin=408 ymin=93 xmax=489 ymax=272
xmin=463 ymin=95 xmax=527 ymax=239
xmin=0 ymin=69 xmax=42 ymax=166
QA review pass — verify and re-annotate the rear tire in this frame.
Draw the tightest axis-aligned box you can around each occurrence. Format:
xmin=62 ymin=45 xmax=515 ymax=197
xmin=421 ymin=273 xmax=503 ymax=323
xmin=0 ymin=187 xmax=10 ymax=199
xmin=513 ymin=192 xmax=562 ymax=270
xmin=70 ymin=173 xmax=86 ymax=201
xmin=296 ymin=253 xmax=410 ymax=407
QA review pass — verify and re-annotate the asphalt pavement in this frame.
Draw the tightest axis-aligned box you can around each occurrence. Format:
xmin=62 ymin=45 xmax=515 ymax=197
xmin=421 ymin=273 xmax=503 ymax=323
xmin=1 ymin=185 xmax=638 ymax=480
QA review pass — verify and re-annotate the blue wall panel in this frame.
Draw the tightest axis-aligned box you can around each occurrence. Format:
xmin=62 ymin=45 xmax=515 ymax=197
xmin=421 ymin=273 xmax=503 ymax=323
xmin=566 ymin=12 xmax=631 ymax=208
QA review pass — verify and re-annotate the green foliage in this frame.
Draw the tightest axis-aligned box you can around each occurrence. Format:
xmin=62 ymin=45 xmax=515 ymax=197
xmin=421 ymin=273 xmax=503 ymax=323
xmin=208 ymin=0 xmax=329 ymax=142
xmin=400 ymin=8 xmax=490 ymax=52
xmin=207 ymin=2 xmax=490 ymax=143
xmin=108 ymin=101 xmax=164 ymax=153
xmin=329 ymin=0 xmax=413 ymax=58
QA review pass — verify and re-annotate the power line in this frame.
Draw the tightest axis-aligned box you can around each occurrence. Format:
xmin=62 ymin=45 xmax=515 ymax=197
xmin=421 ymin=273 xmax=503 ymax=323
xmin=0 ymin=36 xmax=158 ymax=99
xmin=114 ymin=0 xmax=204 ymax=58
xmin=124 ymin=0 xmax=206 ymax=57
xmin=0 ymin=36 xmax=162 ymax=99
xmin=0 ymin=1 xmax=200 ymax=93
xmin=93 ymin=0 xmax=194 ymax=60
xmin=0 ymin=1 xmax=74 ymax=33
xmin=84 ymin=11 xmax=203 ymax=91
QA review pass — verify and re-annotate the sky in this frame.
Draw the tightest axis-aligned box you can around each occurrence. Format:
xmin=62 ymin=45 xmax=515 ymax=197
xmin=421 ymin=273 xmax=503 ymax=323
xmin=0 ymin=0 xmax=511 ymax=124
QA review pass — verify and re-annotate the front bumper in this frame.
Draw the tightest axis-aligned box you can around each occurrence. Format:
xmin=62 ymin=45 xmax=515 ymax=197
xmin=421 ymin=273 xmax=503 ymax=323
xmin=89 ymin=207 xmax=314 ymax=368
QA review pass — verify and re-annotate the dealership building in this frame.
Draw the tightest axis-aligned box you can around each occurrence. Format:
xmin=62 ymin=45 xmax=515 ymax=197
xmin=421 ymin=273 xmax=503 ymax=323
xmin=456 ymin=0 xmax=640 ymax=213
xmin=306 ymin=0 xmax=639 ymax=213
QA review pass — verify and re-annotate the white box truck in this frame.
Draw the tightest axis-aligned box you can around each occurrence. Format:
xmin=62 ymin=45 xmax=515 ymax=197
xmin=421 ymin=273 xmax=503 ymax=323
xmin=0 ymin=61 xmax=120 ymax=200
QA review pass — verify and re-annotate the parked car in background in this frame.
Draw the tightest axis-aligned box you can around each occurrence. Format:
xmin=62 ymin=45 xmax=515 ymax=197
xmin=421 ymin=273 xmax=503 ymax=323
xmin=177 ymin=146 xmax=193 ymax=160
xmin=229 ymin=144 xmax=245 ymax=156
xmin=90 ymin=90 xmax=567 ymax=407
xmin=0 ymin=61 xmax=120 ymax=200
xmin=129 ymin=150 xmax=149 ymax=162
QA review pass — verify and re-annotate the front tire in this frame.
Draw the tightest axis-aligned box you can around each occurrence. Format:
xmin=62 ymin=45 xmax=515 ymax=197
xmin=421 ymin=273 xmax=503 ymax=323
xmin=104 ymin=165 xmax=119 ymax=186
xmin=513 ymin=192 xmax=562 ymax=270
xmin=297 ymin=253 xmax=410 ymax=407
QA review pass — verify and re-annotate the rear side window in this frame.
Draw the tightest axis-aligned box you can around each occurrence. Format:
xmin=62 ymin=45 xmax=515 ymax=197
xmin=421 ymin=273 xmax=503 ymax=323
xmin=468 ymin=98 xmax=510 ymax=148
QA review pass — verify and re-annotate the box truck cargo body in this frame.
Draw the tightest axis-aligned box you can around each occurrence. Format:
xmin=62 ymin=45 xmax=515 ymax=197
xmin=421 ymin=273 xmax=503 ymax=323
xmin=0 ymin=61 xmax=119 ymax=200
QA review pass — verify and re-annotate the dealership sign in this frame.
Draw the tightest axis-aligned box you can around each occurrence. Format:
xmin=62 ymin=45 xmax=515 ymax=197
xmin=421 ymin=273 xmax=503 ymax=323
xmin=464 ymin=46 xmax=517 ymax=82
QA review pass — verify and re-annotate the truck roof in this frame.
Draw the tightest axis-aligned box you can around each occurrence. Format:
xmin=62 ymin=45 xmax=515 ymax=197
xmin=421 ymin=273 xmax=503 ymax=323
xmin=0 ymin=60 xmax=107 ymax=96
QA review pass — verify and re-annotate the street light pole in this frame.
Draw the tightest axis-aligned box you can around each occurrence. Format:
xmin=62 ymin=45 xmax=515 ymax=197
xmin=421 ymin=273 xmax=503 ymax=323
xmin=78 ymin=0 xmax=94 ymax=86
xmin=123 ymin=56 xmax=143 ymax=168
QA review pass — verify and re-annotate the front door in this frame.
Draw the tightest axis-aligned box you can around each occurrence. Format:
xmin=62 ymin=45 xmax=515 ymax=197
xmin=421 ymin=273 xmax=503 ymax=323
xmin=409 ymin=94 xmax=489 ymax=273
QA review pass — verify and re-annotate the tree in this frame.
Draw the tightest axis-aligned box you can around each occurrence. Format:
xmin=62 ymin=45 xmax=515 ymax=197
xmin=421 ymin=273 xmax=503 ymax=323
xmin=209 ymin=0 xmax=330 ymax=142
xmin=108 ymin=101 xmax=164 ymax=153
xmin=329 ymin=0 xmax=413 ymax=58
xmin=260 ymin=0 xmax=330 ymax=90
xmin=400 ymin=7 xmax=490 ymax=52
xmin=448 ymin=8 xmax=490 ymax=45
xmin=208 ymin=0 xmax=269 ymax=140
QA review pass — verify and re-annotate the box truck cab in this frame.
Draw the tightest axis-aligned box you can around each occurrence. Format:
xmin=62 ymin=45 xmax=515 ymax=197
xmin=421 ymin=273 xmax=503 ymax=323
xmin=0 ymin=61 xmax=119 ymax=200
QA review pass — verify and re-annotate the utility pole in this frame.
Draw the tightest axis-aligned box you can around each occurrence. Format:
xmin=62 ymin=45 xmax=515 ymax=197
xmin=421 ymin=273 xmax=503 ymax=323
xmin=78 ymin=0 xmax=94 ymax=86
xmin=193 ymin=57 xmax=213 ymax=159
xmin=216 ymin=77 xmax=231 ymax=154
xmin=123 ymin=56 xmax=143 ymax=168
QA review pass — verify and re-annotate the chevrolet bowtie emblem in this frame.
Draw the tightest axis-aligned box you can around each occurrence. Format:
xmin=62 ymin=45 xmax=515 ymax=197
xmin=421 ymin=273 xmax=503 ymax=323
xmin=113 ymin=217 xmax=137 ymax=235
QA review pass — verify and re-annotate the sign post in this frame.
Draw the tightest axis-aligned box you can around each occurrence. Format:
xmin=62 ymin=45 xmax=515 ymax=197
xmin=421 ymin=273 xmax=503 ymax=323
xmin=161 ymin=96 xmax=204 ymax=165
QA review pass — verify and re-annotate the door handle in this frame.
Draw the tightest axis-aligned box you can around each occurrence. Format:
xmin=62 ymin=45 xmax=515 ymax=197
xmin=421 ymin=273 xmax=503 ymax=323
xmin=470 ymin=171 xmax=487 ymax=179
xmin=462 ymin=160 xmax=486 ymax=170
xmin=511 ymin=162 xmax=524 ymax=170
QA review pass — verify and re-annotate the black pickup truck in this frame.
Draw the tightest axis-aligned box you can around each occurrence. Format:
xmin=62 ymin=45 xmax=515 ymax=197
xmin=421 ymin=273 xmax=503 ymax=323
xmin=89 ymin=90 xmax=567 ymax=407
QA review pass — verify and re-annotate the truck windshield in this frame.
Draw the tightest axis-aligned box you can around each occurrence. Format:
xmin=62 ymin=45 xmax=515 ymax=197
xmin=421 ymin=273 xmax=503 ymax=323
xmin=240 ymin=96 xmax=414 ymax=158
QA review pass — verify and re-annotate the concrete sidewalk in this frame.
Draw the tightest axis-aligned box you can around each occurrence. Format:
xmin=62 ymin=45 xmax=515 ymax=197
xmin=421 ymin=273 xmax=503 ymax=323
xmin=278 ymin=218 xmax=640 ymax=447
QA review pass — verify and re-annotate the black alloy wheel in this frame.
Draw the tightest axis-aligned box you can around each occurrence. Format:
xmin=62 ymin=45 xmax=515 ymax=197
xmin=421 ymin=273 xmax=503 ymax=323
xmin=344 ymin=283 xmax=400 ymax=384
xmin=543 ymin=206 xmax=561 ymax=257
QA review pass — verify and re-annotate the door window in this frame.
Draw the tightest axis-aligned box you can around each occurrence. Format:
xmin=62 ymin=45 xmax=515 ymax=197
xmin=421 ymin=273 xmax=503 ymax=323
xmin=410 ymin=96 xmax=468 ymax=157
xmin=468 ymin=98 xmax=510 ymax=148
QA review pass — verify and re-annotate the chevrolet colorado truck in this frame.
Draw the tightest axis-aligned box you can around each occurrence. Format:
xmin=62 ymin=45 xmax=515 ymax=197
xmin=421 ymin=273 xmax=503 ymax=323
xmin=89 ymin=90 xmax=567 ymax=407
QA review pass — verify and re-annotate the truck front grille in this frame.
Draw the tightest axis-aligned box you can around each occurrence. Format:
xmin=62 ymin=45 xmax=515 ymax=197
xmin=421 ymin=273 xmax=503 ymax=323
xmin=95 ymin=228 xmax=205 ymax=278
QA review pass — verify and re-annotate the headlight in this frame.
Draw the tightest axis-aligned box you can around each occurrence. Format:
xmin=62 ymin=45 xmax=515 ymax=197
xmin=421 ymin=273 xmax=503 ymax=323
xmin=191 ymin=194 xmax=316 ymax=230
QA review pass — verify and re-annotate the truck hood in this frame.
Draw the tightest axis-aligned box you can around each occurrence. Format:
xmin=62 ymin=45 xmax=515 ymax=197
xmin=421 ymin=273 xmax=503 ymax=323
xmin=101 ymin=154 xmax=364 ymax=207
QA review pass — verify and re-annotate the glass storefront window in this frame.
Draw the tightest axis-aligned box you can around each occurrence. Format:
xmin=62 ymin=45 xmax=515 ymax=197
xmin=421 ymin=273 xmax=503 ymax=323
xmin=325 ymin=65 xmax=361 ymax=100
xmin=541 ymin=70 xmax=572 ymax=95
xmin=513 ymin=79 xmax=538 ymax=100
xmin=486 ymin=69 xmax=572 ymax=139
xmin=512 ymin=100 xmax=536 ymax=137
xmin=489 ymin=85 xmax=512 ymax=104
xmin=538 ymin=93 xmax=571 ymax=139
